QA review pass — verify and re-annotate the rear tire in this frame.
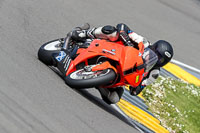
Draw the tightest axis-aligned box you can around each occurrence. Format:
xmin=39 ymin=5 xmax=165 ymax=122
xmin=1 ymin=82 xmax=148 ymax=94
xmin=65 ymin=68 xmax=116 ymax=89
xmin=38 ymin=39 xmax=63 ymax=65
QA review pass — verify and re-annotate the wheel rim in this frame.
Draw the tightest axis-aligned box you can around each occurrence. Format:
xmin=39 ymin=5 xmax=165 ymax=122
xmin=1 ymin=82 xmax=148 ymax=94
xmin=44 ymin=40 xmax=62 ymax=51
xmin=70 ymin=68 xmax=110 ymax=80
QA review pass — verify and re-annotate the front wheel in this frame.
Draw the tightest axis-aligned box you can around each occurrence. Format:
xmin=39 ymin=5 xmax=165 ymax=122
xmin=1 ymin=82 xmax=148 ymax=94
xmin=38 ymin=39 xmax=63 ymax=65
xmin=65 ymin=68 xmax=116 ymax=89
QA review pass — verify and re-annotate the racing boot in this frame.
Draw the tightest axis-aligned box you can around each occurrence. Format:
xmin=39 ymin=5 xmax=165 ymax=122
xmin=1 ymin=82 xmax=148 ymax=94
xmin=71 ymin=28 xmax=96 ymax=42
xmin=98 ymin=87 xmax=124 ymax=104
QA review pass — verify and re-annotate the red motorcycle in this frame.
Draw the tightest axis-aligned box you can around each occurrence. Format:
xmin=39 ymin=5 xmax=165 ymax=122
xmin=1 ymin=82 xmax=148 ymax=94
xmin=38 ymin=24 xmax=145 ymax=101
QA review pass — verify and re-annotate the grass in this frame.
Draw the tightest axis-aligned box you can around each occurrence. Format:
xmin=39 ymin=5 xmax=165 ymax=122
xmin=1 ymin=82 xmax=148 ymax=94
xmin=143 ymin=76 xmax=200 ymax=133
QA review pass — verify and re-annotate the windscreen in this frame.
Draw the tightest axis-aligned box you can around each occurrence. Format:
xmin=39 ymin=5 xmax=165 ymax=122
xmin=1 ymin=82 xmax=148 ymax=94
xmin=143 ymin=48 xmax=158 ymax=72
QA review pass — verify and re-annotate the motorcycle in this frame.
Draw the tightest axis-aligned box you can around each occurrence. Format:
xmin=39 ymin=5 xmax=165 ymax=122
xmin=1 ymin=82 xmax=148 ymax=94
xmin=38 ymin=23 xmax=145 ymax=103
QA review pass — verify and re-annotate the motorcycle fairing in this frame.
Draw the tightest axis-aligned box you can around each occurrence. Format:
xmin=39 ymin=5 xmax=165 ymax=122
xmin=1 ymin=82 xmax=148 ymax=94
xmin=65 ymin=39 xmax=145 ymax=87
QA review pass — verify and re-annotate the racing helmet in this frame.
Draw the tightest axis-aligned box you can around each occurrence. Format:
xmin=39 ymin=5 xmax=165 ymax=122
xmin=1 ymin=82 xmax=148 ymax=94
xmin=149 ymin=40 xmax=174 ymax=68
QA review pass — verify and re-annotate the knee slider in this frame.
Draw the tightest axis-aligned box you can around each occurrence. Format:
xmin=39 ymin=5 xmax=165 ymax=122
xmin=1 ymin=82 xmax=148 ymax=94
xmin=102 ymin=25 xmax=117 ymax=34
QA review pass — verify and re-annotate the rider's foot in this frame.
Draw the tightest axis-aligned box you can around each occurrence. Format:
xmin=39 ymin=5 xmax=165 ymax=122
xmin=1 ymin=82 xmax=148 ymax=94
xmin=98 ymin=87 xmax=123 ymax=104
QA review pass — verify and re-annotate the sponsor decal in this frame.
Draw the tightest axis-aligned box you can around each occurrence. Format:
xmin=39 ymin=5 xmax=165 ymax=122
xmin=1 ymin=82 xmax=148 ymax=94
xmin=165 ymin=51 xmax=171 ymax=58
xmin=128 ymin=30 xmax=133 ymax=33
xmin=102 ymin=49 xmax=116 ymax=55
xmin=63 ymin=56 xmax=71 ymax=71
xmin=56 ymin=51 xmax=66 ymax=62
xmin=111 ymin=49 xmax=116 ymax=52
xmin=56 ymin=51 xmax=71 ymax=72
xmin=135 ymin=75 xmax=140 ymax=83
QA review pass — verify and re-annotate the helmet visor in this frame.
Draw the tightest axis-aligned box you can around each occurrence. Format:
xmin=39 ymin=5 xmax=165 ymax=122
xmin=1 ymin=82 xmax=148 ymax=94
xmin=143 ymin=48 xmax=158 ymax=72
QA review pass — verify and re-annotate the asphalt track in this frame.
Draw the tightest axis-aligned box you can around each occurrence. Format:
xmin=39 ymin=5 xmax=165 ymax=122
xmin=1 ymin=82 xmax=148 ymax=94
xmin=0 ymin=0 xmax=200 ymax=132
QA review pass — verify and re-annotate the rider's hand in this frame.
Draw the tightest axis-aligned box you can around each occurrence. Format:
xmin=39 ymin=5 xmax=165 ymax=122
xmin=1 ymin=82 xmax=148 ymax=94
xmin=119 ymin=31 xmax=133 ymax=46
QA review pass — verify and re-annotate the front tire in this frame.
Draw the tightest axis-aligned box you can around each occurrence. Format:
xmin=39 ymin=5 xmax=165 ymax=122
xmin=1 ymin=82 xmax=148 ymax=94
xmin=38 ymin=39 xmax=63 ymax=65
xmin=65 ymin=68 xmax=116 ymax=89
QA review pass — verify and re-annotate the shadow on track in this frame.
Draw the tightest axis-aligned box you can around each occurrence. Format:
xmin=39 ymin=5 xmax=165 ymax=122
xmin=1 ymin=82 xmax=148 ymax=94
xmin=73 ymin=89 xmax=135 ymax=128
xmin=48 ymin=66 xmax=136 ymax=129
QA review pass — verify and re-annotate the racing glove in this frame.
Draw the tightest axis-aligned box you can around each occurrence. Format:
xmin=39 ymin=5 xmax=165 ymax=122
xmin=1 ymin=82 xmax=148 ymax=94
xmin=119 ymin=31 xmax=133 ymax=46
xmin=119 ymin=31 xmax=139 ymax=49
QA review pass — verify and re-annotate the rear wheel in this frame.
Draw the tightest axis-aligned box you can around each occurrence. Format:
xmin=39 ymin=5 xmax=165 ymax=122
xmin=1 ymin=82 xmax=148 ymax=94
xmin=65 ymin=67 xmax=116 ymax=89
xmin=38 ymin=39 xmax=63 ymax=65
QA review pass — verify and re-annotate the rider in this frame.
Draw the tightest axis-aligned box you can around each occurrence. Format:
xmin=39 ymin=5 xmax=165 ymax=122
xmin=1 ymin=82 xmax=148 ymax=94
xmin=70 ymin=23 xmax=174 ymax=104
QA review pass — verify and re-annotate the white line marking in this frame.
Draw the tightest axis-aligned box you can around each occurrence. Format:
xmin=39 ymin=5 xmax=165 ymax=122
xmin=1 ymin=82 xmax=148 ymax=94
xmin=171 ymin=59 xmax=200 ymax=74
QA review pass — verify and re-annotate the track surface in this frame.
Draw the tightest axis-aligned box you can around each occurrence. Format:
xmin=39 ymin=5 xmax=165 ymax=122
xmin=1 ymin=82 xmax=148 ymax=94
xmin=0 ymin=0 xmax=200 ymax=132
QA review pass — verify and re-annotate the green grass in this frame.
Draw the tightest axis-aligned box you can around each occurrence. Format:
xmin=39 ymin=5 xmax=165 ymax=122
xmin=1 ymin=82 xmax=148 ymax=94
xmin=143 ymin=76 xmax=200 ymax=133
